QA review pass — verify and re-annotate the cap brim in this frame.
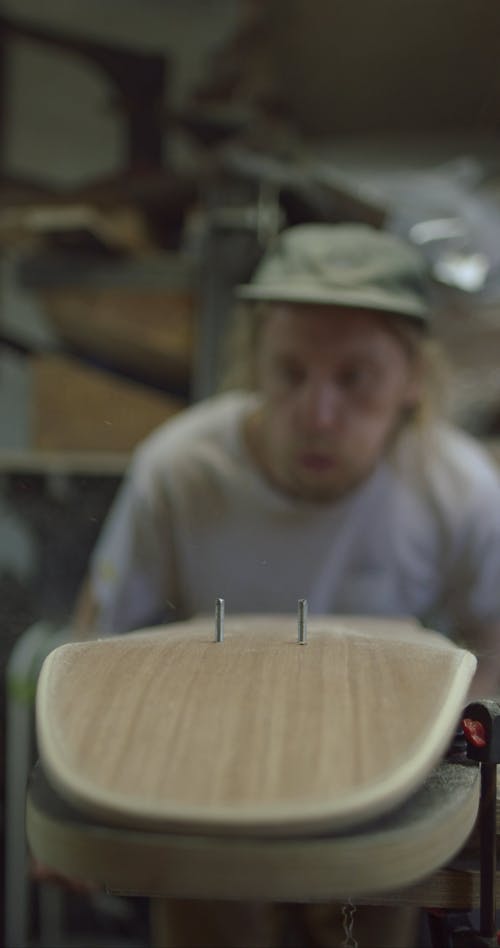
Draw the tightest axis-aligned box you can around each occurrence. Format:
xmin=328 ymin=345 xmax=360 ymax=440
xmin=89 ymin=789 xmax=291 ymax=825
xmin=236 ymin=283 xmax=429 ymax=324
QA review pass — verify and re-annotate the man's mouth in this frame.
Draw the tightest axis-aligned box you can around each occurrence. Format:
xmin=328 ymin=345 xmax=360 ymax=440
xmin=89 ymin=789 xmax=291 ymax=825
xmin=298 ymin=451 xmax=337 ymax=472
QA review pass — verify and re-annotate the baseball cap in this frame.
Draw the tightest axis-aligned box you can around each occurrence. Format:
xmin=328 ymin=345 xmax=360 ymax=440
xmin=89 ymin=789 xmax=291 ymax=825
xmin=237 ymin=223 xmax=431 ymax=325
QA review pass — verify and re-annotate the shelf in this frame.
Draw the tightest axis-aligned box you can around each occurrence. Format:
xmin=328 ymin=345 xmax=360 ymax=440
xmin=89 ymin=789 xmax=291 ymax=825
xmin=0 ymin=449 xmax=128 ymax=476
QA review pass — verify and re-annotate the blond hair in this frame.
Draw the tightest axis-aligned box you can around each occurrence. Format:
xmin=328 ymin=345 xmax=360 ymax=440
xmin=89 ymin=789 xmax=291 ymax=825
xmin=218 ymin=303 xmax=450 ymax=430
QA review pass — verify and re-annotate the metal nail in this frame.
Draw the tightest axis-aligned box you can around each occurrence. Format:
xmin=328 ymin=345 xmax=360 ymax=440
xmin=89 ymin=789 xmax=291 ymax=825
xmin=215 ymin=598 xmax=225 ymax=642
xmin=298 ymin=598 xmax=308 ymax=644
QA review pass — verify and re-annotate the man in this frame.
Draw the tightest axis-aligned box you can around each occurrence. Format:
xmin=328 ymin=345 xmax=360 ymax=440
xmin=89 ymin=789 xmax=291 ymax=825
xmin=73 ymin=223 xmax=500 ymax=946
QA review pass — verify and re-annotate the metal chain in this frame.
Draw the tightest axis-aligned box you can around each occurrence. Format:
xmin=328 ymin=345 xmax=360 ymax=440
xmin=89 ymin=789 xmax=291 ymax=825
xmin=340 ymin=899 xmax=358 ymax=948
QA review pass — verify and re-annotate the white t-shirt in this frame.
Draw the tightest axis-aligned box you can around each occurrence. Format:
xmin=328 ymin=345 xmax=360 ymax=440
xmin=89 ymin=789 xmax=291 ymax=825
xmin=89 ymin=391 xmax=500 ymax=638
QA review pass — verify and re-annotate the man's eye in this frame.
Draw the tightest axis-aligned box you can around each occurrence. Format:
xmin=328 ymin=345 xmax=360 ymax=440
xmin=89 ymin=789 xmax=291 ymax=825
xmin=339 ymin=365 xmax=377 ymax=390
xmin=277 ymin=361 xmax=305 ymax=385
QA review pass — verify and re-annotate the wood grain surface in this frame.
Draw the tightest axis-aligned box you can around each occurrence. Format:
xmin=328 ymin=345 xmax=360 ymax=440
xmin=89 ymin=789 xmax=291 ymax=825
xmin=32 ymin=353 xmax=183 ymax=452
xmin=36 ymin=616 xmax=477 ymax=837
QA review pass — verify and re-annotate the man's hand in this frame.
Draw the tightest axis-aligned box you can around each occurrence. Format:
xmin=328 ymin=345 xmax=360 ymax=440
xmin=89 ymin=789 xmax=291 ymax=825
xmin=30 ymin=856 xmax=97 ymax=894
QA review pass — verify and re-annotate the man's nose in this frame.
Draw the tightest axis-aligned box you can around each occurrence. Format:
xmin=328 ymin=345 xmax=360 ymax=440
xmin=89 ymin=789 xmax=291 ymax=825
xmin=299 ymin=381 xmax=340 ymax=431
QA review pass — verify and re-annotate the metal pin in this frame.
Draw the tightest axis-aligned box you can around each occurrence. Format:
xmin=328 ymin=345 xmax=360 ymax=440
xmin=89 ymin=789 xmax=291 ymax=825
xmin=215 ymin=598 xmax=225 ymax=642
xmin=298 ymin=598 xmax=308 ymax=644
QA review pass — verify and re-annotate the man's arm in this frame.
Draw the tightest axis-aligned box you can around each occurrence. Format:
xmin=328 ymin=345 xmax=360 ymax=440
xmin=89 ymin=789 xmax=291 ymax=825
xmin=72 ymin=460 xmax=176 ymax=638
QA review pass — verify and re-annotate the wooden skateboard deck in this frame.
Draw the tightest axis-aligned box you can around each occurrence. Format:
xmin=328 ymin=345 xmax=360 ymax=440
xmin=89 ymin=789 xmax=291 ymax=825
xmin=35 ymin=615 xmax=477 ymax=838
xmin=26 ymin=758 xmax=481 ymax=902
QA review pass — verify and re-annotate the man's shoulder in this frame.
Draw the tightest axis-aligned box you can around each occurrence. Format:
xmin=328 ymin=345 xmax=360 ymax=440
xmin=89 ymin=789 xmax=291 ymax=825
xmin=392 ymin=422 xmax=500 ymax=505
xmin=133 ymin=390 xmax=257 ymax=472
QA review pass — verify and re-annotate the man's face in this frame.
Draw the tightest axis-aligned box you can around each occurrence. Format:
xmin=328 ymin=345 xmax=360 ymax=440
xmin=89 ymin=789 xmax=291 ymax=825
xmin=247 ymin=304 xmax=421 ymax=502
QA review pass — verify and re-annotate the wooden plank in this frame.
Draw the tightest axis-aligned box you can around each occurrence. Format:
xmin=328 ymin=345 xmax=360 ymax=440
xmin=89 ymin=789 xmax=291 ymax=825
xmin=32 ymin=353 xmax=184 ymax=452
xmin=36 ymin=616 xmax=476 ymax=837
xmin=0 ymin=448 xmax=128 ymax=475
xmin=40 ymin=285 xmax=195 ymax=388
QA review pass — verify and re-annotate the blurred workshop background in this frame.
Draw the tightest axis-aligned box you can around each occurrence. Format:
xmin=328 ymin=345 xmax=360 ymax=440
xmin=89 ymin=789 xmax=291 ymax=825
xmin=1 ymin=1 xmax=500 ymax=945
